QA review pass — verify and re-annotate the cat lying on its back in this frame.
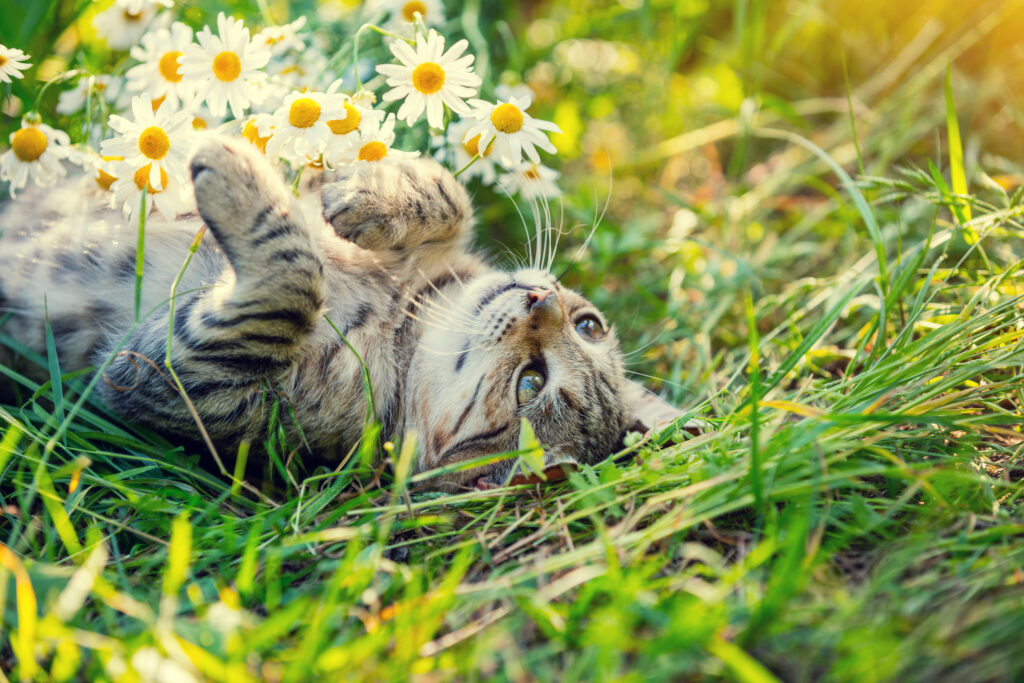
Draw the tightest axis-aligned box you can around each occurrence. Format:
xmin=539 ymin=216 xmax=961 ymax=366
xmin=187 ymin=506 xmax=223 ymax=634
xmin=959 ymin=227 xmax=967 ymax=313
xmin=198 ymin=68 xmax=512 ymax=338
xmin=0 ymin=136 xmax=682 ymax=490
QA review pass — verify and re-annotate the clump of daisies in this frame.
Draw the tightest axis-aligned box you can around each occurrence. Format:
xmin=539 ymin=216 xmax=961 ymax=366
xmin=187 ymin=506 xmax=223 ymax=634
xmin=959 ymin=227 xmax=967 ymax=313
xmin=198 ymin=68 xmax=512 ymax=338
xmin=0 ymin=8 xmax=565 ymax=219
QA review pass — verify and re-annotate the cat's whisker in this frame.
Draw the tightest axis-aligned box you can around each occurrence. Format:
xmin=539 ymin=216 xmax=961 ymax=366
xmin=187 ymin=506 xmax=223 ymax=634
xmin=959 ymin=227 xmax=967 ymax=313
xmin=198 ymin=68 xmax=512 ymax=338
xmin=529 ymin=196 xmax=543 ymax=271
xmin=415 ymin=267 xmax=476 ymax=324
xmin=624 ymin=369 xmax=690 ymax=392
xmin=403 ymin=295 xmax=479 ymax=332
xmin=622 ymin=332 xmax=670 ymax=359
xmin=498 ymin=183 xmax=535 ymax=269
xmin=544 ymin=196 xmax=565 ymax=274
xmin=401 ymin=306 xmax=482 ymax=336
xmin=557 ymin=154 xmax=614 ymax=281
xmin=416 ymin=338 xmax=494 ymax=356
xmin=409 ymin=289 xmax=480 ymax=331
xmin=364 ymin=251 xmax=480 ymax=332
xmin=399 ymin=286 xmax=480 ymax=331
xmin=446 ymin=265 xmax=467 ymax=288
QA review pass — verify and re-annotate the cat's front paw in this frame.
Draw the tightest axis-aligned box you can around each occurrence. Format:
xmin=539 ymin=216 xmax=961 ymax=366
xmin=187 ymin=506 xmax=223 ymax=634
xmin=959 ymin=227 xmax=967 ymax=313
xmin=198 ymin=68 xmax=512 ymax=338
xmin=320 ymin=158 xmax=472 ymax=251
xmin=190 ymin=136 xmax=292 ymax=242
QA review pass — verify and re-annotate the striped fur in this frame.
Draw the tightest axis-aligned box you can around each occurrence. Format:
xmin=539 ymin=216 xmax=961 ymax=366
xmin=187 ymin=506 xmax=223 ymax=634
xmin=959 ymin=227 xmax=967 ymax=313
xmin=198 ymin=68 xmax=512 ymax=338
xmin=0 ymin=135 xmax=682 ymax=491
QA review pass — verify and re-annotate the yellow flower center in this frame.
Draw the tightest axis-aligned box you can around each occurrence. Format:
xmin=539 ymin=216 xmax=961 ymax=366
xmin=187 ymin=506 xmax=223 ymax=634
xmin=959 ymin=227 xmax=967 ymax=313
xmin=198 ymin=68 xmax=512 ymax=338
xmin=411 ymin=62 xmax=445 ymax=95
xmin=158 ymin=51 xmax=184 ymax=83
xmin=288 ymin=97 xmax=321 ymax=128
xmin=523 ymin=166 xmax=540 ymax=180
xmin=357 ymin=141 xmax=388 ymax=162
xmin=133 ymin=164 xmax=168 ymax=194
xmin=327 ymin=103 xmax=361 ymax=135
xmin=0 ymin=56 xmax=8 ymax=68
xmin=123 ymin=10 xmax=142 ymax=21
xmin=138 ymin=126 xmax=170 ymax=160
xmin=192 ymin=117 xmax=208 ymax=130
xmin=11 ymin=127 xmax=48 ymax=162
xmin=95 ymin=156 xmax=122 ymax=191
xmin=462 ymin=134 xmax=493 ymax=158
xmin=402 ymin=1 xmax=428 ymax=21
xmin=151 ymin=95 xmax=166 ymax=111
xmin=212 ymin=51 xmax=242 ymax=82
xmin=242 ymin=121 xmax=270 ymax=153
xmin=491 ymin=103 xmax=524 ymax=134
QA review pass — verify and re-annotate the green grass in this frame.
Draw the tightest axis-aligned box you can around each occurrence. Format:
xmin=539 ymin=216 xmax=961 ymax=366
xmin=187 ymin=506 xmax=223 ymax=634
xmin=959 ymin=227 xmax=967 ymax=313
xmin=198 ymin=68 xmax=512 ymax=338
xmin=2 ymin=0 xmax=1024 ymax=680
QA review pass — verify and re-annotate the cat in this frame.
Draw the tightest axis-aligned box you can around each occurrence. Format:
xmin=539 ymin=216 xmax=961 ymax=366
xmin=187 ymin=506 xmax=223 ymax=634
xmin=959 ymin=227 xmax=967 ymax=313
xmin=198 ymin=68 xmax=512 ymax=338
xmin=0 ymin=136 xmax=684 ymax=490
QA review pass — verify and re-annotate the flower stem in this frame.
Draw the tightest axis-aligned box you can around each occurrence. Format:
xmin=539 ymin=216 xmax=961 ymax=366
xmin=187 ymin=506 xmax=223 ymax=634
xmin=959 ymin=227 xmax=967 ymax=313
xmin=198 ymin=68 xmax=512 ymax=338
xmin=32 ymin=69 xmax=81 ymax=113
xmin=352 ymin=23 xmax=410 ymax=90
xmin=453 ymin=153 xmax=480 ymax=178
xmin=134 ymin=187 xmax=146 ymax=321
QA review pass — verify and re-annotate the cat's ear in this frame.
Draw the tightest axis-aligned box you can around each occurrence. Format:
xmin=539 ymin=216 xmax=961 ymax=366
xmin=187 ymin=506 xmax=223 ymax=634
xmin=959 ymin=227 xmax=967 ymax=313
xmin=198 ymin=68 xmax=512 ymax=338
xmin=621 ymin=379 xmax=702 ymax=438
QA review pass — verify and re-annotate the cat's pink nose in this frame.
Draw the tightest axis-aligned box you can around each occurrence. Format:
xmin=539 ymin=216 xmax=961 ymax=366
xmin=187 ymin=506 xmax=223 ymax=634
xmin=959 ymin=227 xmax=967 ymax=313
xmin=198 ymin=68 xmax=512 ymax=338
xmin=526 ymin=288 xmax=552 ymax=309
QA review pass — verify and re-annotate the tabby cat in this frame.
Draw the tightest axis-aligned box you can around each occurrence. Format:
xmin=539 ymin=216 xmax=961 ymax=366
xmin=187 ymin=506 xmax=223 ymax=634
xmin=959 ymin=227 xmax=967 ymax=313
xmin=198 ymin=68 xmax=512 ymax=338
xmin=0 ymin=136 xmax=682 ymax=490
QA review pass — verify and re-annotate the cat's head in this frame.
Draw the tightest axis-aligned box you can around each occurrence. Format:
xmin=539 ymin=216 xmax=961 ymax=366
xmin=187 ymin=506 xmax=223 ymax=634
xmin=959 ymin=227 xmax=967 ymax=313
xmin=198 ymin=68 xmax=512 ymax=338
xmin=406 ymin=266 xmax=682 ymax=490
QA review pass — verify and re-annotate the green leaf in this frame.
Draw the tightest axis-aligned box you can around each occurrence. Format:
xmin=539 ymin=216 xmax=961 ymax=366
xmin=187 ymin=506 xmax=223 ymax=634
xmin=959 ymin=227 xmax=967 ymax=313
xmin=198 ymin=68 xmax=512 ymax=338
xmin=518 ymin=417 xmax=546 ymax=479
xmin=944 ymin=64 xmax=974 ymax=241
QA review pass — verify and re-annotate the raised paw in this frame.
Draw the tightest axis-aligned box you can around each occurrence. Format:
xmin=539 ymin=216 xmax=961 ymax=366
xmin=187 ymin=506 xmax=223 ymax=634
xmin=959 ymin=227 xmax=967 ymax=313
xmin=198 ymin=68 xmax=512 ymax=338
xmin=189 ymin=136 xmax=308 ymax=272
xmin=320 ymin=158 xmax=472 ymax=251
xmin=190 ymin=136 xmax=292 ymax=235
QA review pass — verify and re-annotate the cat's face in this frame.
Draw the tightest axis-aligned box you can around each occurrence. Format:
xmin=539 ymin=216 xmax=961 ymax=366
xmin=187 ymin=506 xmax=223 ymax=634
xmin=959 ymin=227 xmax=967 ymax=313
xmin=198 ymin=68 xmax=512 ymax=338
xmin=407 ymin=267 xmax=628 ymax=490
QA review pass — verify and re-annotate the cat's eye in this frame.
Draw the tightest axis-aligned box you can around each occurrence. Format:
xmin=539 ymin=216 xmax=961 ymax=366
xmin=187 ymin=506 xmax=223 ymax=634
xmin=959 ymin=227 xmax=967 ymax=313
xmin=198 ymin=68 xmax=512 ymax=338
xmin=575 ymin=315 xmax=605 ymax=340
xmin=517 ymin=368 xmax=546 ymax=404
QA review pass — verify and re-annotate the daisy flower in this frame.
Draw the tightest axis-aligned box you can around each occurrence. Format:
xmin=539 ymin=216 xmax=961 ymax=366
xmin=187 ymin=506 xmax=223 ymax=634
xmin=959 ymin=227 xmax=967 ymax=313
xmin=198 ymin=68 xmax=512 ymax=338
xmin=56 ymin=74 xmax=126 ymax=115
xmin=437 ymin=117 xmax=497 ymax=185
xmin=263 ymin=90 xmax=347 ymax=163
xmin=376 ymin=29 xmax=481 ymax=129
xmin=376 ymin=0 xmax=445 ymax=32
xmin=321 ymin=82 xmax=386 ymax=166
xmin=498 ymin=162 xmax=561 ymax=200
xmin=179 ymin=13 xmax=270 ymax=119
xmin=93 ymin=154 xmax=122 ymax=192
xmin=242 ymin=114 xmax=274 ymax=154
xmin=0 ymin=45 xmax=31 ymax=84
xmin=253 ymin=16 xmax=307 ymax=57
xmin=125 ymin=22 xmax=196 ymax=111
xmin=495 ymin=83 xmax=535 ymax=106
xmin=100 ymin=94 xmax=194 ymax=191
xmin=108 ymin=159 xmax=194 ymax=220
xmin=93 ymin=0 xmax=170 ymax=51
xmin=461 ymin=95 xmax=562 ymax=166
xmin=186 ymin=102 xmax=224 ymax=131
xmin=352 ymin=114 xmax=418 ymax=163
xmin=0 ymin=121 xmax=72 ymax=198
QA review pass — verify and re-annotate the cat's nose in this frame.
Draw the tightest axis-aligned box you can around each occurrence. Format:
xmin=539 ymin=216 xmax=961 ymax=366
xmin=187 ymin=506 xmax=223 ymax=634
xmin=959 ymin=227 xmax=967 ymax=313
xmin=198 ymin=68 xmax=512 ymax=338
xmin=525 ymin=288 xmax=560 ymax=319
xmin=526 ymin=288 xmax=552 ymax=309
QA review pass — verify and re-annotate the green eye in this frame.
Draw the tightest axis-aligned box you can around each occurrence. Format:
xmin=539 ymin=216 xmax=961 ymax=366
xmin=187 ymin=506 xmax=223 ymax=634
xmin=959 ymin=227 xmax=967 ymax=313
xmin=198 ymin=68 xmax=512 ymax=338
xmin=517 ymin=368 xmax=546 ymax=404
xmin=575 ymin=315 xmax=604 ymax=340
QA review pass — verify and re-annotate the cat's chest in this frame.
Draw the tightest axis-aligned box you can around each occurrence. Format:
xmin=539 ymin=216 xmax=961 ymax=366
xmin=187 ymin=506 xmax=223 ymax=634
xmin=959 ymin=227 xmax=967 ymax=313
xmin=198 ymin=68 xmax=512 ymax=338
xmin=277 ymin=292 xmax=414 ymax=450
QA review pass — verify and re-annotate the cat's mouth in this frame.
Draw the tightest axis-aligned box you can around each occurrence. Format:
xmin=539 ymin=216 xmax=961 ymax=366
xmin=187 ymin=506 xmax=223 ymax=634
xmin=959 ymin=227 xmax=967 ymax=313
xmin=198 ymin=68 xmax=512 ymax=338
xmin=474 ymin=460 xmax=579 ymax=490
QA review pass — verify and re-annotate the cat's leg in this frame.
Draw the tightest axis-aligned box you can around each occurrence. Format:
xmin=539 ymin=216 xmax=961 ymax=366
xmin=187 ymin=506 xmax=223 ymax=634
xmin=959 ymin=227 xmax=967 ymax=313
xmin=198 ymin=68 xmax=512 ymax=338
xmin=99 ymin=137 xmax=325 ymax=442
xmin=320 ymin=159 xmax=474 ymax=252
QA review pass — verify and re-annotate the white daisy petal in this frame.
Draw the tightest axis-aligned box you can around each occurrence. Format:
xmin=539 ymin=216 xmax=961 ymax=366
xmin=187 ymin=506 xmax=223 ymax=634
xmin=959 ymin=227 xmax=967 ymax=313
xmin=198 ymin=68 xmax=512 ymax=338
xmin=0 ymin=121 xmax=72 ymax=197
xmin=180 ymin=12 xmax=268 ymax=118
xmin=376 ymin=29 xmax=480 ymax=128
xmin=0 ymin=45 xmax=33 ymax=83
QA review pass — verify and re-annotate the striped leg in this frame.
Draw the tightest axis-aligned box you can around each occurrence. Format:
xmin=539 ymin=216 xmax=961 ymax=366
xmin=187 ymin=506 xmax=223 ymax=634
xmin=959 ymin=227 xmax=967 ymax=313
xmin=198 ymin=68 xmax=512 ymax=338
xmin=100 ymin=137 xmax=325 ymax=442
